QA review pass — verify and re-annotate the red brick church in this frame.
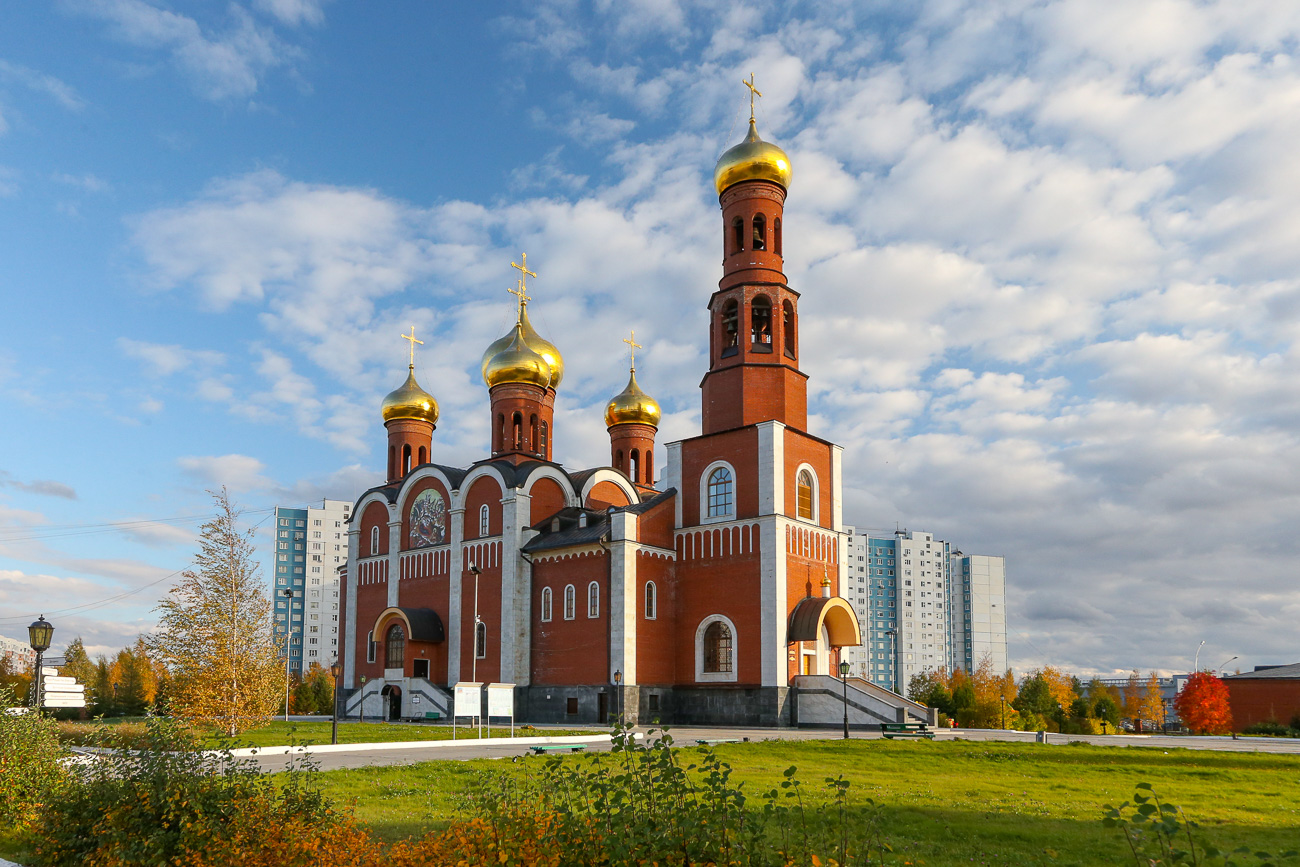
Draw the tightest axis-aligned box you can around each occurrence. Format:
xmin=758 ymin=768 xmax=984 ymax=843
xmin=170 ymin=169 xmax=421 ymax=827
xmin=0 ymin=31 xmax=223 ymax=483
xmin=340 ymin=101 xmax=864 ymax=726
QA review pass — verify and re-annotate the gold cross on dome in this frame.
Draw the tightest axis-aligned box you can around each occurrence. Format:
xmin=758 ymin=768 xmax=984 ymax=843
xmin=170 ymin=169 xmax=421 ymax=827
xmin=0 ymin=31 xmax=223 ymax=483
xmin=400 ymin=326 xmax=423 ymax=368
xmin=743 ymin=72 xmax=762 ymax=123
xmin=510 ymin=252 xmax=537 ymax=297
xmin=507 ymin=278 xmax=532 ymax=313
xmin=623 ymin=330 xmax=642 ymax=368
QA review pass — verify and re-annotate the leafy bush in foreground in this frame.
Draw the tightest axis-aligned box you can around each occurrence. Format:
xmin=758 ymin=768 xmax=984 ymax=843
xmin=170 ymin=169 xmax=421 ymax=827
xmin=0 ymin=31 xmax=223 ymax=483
xmin=0 ymin=688 xmax=68 ymax=829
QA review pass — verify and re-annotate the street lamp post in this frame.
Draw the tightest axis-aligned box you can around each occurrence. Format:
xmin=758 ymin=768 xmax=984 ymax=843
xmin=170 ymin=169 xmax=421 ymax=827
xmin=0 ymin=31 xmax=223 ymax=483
xmin=27 ymin=616 xmax=54 ymax=716
xmin=1216 ymin=656 xmax=1238 ymax=675
xmin=613 ymin=669 xmax=622 ymax=725
xmin=1194 ymin=639 xmax=1206 ymax=672
xmin=839 ymin=659 xmax=851 ymax=739
xmin=283 ymin=588 xmax=294 ymax=722
xmin=884 ymin=629 xmax=897 ymax=693
xmin=469 ymin=565 xmax=482 ymax=685
xmin=329 ymin=659 xmax=341 ymax=745
xmin=1000 ymin=696 xmax=1007 ymax=730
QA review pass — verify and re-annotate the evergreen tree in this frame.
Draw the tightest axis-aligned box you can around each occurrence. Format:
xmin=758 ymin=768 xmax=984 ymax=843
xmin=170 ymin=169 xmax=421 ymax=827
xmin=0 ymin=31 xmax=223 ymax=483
xmin=149 ymin=489 xmax=282 ymax=735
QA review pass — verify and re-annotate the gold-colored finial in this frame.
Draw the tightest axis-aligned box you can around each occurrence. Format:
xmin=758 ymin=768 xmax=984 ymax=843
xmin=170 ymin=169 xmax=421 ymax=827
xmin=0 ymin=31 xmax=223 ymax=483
xmin=510 ymin=252 xmax=537 ymax=298
xmin=400 ymin=326 xmax=424 ymax=369
xmin=507 ymin=279 xmax=532 ymax=313
xmin=743 ymin=72 xmax=762 ymax=123
xmin=623 ymin=330 xmax=642 ymax=369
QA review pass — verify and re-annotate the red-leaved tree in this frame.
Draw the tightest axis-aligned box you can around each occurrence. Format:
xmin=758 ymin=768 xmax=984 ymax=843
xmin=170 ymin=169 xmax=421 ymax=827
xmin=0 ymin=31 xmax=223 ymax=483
xmin=1174 ymin=671 xmax=1234 ymax=734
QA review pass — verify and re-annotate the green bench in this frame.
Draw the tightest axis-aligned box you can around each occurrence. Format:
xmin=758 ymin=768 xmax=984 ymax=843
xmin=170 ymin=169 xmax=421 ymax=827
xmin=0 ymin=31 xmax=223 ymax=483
xmin=695 ymin=738 xmax=741 ymax=745
xmin=529 ymin=744 xmax=587 ymax=754
xmin=881 ymin=722 xmax=934 ymax=740
xmin=423 ymin=712 xmax=441 ymax=721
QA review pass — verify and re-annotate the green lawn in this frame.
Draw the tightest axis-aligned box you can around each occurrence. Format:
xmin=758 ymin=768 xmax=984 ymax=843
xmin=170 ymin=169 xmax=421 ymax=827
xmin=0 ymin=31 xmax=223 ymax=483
xmin=312 ymin=737 xmax=1300 ymax=865
xmin=209 ymin=720 xmax=595 ymax=748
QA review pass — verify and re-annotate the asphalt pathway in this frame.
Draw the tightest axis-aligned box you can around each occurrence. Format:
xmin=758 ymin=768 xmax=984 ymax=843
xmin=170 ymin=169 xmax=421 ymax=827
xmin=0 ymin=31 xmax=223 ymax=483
xmin=248 ymin=724 xmax=1300 ymax=773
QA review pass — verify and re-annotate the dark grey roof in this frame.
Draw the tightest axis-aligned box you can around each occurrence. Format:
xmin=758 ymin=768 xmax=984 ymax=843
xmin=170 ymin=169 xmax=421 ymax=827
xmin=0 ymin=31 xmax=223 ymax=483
xmin=1222 ymin=662 xmax=1300 ymax=680
xmin=625 ymin=487 xmax=676 ymax=514
xmin=400 ymin=607 xmax=446 ymax=643
xmin=522 ymin=507 xmax=610 ymax=553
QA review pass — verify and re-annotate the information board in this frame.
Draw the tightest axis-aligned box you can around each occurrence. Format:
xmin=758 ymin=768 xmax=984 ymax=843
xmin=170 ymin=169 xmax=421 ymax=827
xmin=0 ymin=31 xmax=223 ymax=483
xmin=486 ymin=683 xmax=515 ymax=717
xmin=452 ymin=682 xmax=482 ymax=739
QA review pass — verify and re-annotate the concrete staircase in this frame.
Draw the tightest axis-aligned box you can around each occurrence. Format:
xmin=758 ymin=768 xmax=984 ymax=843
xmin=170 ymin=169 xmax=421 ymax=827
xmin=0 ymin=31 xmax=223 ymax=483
xmin=342 ymin=678 xmax=453 ymax=721
xmin=792 ymin=675 xmax=936 ymax=727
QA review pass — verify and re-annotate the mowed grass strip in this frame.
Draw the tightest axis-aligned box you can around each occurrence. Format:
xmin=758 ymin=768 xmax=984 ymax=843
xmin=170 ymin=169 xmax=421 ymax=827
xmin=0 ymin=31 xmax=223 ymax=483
xmin=311 ymin=738 xmax=1300 ymax=866
xmin=209 ymin=720 xmax=597 ymax=748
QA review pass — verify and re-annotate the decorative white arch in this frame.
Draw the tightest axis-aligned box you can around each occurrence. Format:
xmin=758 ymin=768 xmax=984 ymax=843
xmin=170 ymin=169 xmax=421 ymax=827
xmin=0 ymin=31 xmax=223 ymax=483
xmin=699 ymin=459 xmax=737 ymax=524
xmin=522 ymin=464 xmax=581 ymax=508
xmin=393 ymin=465 xmax=461 ymax=516
xmin=694 ymin=613 xmax=739 ymax=683
xmin=794 ymin=462 xmax=820 ymax=524
xmin=457 ymin=464 xmax=510 ymax=507
xmin=579 ymin=468 xmax=639 ymax=508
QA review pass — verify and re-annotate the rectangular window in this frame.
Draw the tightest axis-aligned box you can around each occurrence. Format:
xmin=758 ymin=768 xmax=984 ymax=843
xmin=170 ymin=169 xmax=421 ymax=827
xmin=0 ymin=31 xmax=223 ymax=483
xmin=566 ymin=697 xmax=578 ymax=715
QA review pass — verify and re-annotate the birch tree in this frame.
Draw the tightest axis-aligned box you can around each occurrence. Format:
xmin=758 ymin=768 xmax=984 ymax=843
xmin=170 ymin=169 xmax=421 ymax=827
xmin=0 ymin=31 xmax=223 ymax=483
xmin=150 ymin=489 xmax=282 ymax=735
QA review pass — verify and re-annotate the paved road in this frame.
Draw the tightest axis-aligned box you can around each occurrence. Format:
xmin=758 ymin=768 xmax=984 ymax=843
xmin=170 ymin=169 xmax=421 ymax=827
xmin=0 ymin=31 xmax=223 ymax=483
xmin=249 ymin=725 xmax=1300 ymax=773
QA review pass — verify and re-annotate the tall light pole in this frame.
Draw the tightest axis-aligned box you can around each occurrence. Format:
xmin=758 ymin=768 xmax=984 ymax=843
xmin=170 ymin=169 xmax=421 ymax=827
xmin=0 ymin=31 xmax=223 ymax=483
xmin=469 ymin=564 xmax=481 ymax=685
xmin=613 ymin=669 xmax=622 ymax=725
xmin=1000 ymin=695 xmax=1007 ymax=730
xmin=329 ymin=659 xmax=341 ymax=745
xmin=1194 ymin=639 xmax=1206 ymax=672
xmin=884 ymin=628 xmax=897 ymax=693
xmin=839 ymin=659 xmax=851 ymax=739
xmin=283 ymin=588 xmax=294 ymax=721
xmin=27 ymin=616 xmax=54 ymax=716
xmin=1216 ymin=656 xmax=1238 ymax=675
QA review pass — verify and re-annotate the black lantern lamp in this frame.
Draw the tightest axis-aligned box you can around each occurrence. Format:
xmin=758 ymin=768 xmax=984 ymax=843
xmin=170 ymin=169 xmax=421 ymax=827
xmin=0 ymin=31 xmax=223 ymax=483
xmin=329 ymin=659 xmax=342 ymax=745
xmin=838 ymin=659 xmax=851 ymax=739
xmin=28 ymin=615 xmax=55 ymax=715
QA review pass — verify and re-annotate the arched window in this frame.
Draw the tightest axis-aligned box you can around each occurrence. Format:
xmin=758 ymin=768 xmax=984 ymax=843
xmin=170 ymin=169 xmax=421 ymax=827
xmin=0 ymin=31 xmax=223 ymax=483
xmin=385 ymin=623 xmax=405 ymax=669
xmin=751 ymin=295 xmax=772 ymax=351
xmin=703 ymin=621 xmax=732 ymax=673
xmin=370 ymin=526 xmax=380 ymax=555
xmin=773 ymin=217 xmax=782 ymax=256
xmin=752 ymin=213 xmax=766 ymax=251
xmin=417 ymin=446 xmax=427 ymax=466
xmin=530 ymin=414 xmax=538 ymax=453
xmin=731 ymin=216 xmax=745 ymax=253
xmin=645 ymin=449 xmax=654 ymax=486
xmin=366 ymin=630 xmax=376 ymax=663
xmin=615 ymin=449 xmax=624 ymax=473
xmin=630 ymin=449 xmax=640 ymax=484
xmin=387 ymin=446 xmax=395 ymax=480
xmin=588 ymin=581 xmax=600 ymax=618
xmin=707 ymin=466 xmax=734 ymax=518
xmin=721 ymin=299 xmax=739 ymax=356
xmin=475 ymin=621 xmax=487 ymax=659
xmin=479 ymin=504 xmax=490 ymax=537
xmin=541 ymin=587 xmax=553 ymax=622
xmin=495 ymin=413 xmax=505 ymax=452
xmin=797 ymin=469 xmax=815 ymax=520
xmin=645 ymin=581 xmax=657 ymax=620
xmin=539 ymin=420 xmax=549 ymax=456
xmin=563 ymin=584 xmax=576 ymax=620
xmin=402 ymin=444 xmax=412 ymax=475
xmin=512 ymin=412 xmax=523 ymax=450
xmin=783 ymin=299 xmax=796 ymax=359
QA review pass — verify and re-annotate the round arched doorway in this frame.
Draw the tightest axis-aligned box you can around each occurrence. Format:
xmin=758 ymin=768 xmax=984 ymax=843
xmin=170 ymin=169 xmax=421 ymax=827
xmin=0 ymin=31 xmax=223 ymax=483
xmin=379 ymin=684 xmax=403 ymax=721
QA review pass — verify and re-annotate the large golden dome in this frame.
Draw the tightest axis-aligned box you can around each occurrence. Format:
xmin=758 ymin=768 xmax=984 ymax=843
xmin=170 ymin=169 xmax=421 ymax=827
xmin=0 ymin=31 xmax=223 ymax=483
xmin=382 ymin=367 xmax=439 ymax=425
xmin=604 ymin=368 xmax=661 ymax=428
xmin=714 ymin=119 xmax=792 ymax=195
xmin=484 ymin=323 xmax=554 ymax=389
xmin=480 ymin=305 xmax=565 ymax=388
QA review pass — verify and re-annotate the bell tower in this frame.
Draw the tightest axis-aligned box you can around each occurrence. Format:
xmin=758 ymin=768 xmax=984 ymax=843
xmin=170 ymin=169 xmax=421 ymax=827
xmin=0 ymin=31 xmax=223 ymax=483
xmin=381 ymin=328 xmax=438 ymax=482
xmin=700 ymin=78 xmax=807 ymax=435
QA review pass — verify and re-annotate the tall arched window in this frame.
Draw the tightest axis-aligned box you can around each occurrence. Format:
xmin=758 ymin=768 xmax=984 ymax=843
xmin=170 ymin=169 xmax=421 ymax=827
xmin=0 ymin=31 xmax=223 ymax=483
xmin=479 ymin=504 xmax=490 ymax=537
xmin=645 ymin=450 xmax=654 ymax=485
xmin=366 ymin=630 xmax=376 ymax=663
xmin=752 ymin=213 xmax=766 ymax=251
xmin=707 ymin=466 xmax=734 ymax=518
xmin=644 ymin=581 xmax=657 ymax=620
xmin=387 ymin=446 xmax=395 ymax=480
xmin=541 ymin=587 xmax=553 ymax=622
xmin=797 ymin=469 xmax=815 ymax=520
xmin=385 ymin=623 xmax=405 ymax=669
xmin=783 ymin=300 xmax=796 ymax=359
xmin=630 ymin=449 xmax=640 ymax=484
xmin=530 ymin=414 xmax=538 ymax=453
xmin=563 ymin=584 xmax=576 ymax=620
xmin=475 ymin=621 xmax=487 ymax=659
xmin=512 ymin=412 xmax=523 ymax=450
xmin=751 ymin=295 xmax=772 ymax=351
xmin=418 ymin=446 xmax=427 ymax=465
xmin=731 ymin=216 xmax=745 ymax=253
xmin=370 ymin=526 xmax=380 ymax=555
xmin=615 ymin=449 xmax=624 ymax=473
xmin=402 ymin=444 xmax=412 ymax=475
xmin=587 ymin=581 xmax=600 ymax=618
xmin=721 ymin=299 xmax=739 ymax=356
xmin=773 ymin=217 xmax=782 ymax=256
xmin=703 ymin=621 xmax=732 ymax=673
xmin=495 ymin=413 xmax=504 ymax=452
xmin=539 ymin=420 xmax=549 ymax=456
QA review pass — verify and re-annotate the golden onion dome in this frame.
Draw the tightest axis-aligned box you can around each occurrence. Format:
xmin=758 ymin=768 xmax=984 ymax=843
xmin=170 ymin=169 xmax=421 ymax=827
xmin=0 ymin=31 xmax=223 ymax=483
xmin=381 ymin=367 xmax=439 ymax=426
xmin=479 ymin=305 xmax=565 ymax=388
xmin=484 ymin=323 xmax=553 ymax=389
xmin=604 ymin=368 xmax=661 ymax=428
xmin=714 ymin=119 xmax=793 ymax=195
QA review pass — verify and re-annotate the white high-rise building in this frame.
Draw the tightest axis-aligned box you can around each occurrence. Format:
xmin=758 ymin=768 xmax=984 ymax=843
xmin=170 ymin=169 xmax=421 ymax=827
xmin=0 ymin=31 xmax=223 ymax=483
xmin=271 ymin=500 xmax=351 ymax=676
xmin=843 ymin=526 xmax=1007 ymax=693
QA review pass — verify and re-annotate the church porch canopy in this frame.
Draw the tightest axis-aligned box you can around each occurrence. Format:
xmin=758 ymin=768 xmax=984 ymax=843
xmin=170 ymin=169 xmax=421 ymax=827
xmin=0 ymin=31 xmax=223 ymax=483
xmin=373 ymin=606 xmax=446 ymax=644
xmin=787 ymin=596 xmax=861 ymax=647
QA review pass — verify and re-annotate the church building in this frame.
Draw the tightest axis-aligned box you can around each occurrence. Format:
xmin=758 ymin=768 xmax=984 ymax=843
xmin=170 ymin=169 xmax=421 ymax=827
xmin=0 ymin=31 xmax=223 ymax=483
xmin=339 ymin=93 xmax=864 ymax=726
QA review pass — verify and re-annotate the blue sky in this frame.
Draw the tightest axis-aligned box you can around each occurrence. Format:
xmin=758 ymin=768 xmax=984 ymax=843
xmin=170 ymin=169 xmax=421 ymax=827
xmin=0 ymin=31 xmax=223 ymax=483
xmin=2 ymin=0 xmax=1298 ymax=678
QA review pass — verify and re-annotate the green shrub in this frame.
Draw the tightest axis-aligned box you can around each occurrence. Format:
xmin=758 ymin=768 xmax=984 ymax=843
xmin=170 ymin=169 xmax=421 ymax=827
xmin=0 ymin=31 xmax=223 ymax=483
xmin=1242 ymin=720 xmax=1296 ymax=738
xmin=0 ymin=687 xmax=68 ymax=828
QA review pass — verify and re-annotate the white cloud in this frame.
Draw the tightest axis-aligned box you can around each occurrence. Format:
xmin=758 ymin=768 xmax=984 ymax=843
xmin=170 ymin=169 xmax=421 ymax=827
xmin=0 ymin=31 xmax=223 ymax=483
xmin=177 ymin=453 xmax=272 ymax=493
xmin=118 ymin=337 xmax=225 ymax=376
xmin=0 ymin=59 xmax=85 ymax=110
xmin=253 ymin=0 xmax=328 ymax=28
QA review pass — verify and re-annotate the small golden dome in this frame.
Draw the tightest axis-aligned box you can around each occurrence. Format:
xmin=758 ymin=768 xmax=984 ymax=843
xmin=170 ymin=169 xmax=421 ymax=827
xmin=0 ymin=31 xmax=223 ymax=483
xmin=484 ymin=324 xmax=553 ymax=389
xmin=382 ymin=367 xmax=439 ymax=425
xmin=714 ymin=119 xmax=793 ymax=195
xmin=480 ymin=305 xmax=565 ymax=388
xmin=604 ymin=368 xmax=661 ymax=428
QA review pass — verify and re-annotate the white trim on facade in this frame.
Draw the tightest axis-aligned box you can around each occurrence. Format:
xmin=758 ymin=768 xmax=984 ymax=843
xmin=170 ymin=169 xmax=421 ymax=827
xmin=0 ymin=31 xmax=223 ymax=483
xmin=695 ymin=613 xmax=739 ymax=683
xmin=699 ymin=459 xmax=738 ymax=524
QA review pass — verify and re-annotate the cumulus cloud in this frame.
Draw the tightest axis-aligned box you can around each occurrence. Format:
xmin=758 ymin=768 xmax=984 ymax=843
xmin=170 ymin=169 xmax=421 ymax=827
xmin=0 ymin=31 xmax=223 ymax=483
xmin=0 ymin=472 xmax=77 ymax=500
xmin=177 ymin=453 xmax=273 ymax=493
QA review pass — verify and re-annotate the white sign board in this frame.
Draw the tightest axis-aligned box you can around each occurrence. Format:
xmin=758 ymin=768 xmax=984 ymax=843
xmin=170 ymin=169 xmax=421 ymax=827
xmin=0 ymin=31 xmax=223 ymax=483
xmin=41 ymin=667 xmax=61 ymax=677
xmin=487 ymin=683 xmax=515 ymax=717
xmin=43 ymin=697 xmax=86 ymax=709
xmin=43 ymin=677 xmax=81 ymax=689
xmin=453 ymin=682 xmax=481 ymax=717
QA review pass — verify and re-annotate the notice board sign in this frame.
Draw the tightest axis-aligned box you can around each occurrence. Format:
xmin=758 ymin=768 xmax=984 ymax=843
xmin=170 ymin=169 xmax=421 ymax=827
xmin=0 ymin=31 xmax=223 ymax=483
xmin=454 ymin=682 xmax=481 ymax=718
xmin=487 ymin=683 xmax=515 ymax=718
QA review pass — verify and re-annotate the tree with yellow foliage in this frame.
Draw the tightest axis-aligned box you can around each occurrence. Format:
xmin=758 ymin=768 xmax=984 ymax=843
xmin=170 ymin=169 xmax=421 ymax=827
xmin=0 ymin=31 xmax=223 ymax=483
xmin=1139 ymin=672 xmax=1165 ymax=730
xmin=150 ymin=489 xmax=282 ymax=736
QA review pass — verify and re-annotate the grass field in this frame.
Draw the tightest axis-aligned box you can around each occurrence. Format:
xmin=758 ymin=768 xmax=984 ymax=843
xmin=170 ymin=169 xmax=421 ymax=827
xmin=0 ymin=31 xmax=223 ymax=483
xmin=311 ymin=737 xmax=1300 ymax=866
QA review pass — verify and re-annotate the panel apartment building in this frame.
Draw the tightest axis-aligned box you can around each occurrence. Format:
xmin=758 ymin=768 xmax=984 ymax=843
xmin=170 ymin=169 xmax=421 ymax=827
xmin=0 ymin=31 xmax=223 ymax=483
xmin=272 ymin=500 xmax=351 ymax=676
xmin=842 ymin=526 xmax=1007 ymax=692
